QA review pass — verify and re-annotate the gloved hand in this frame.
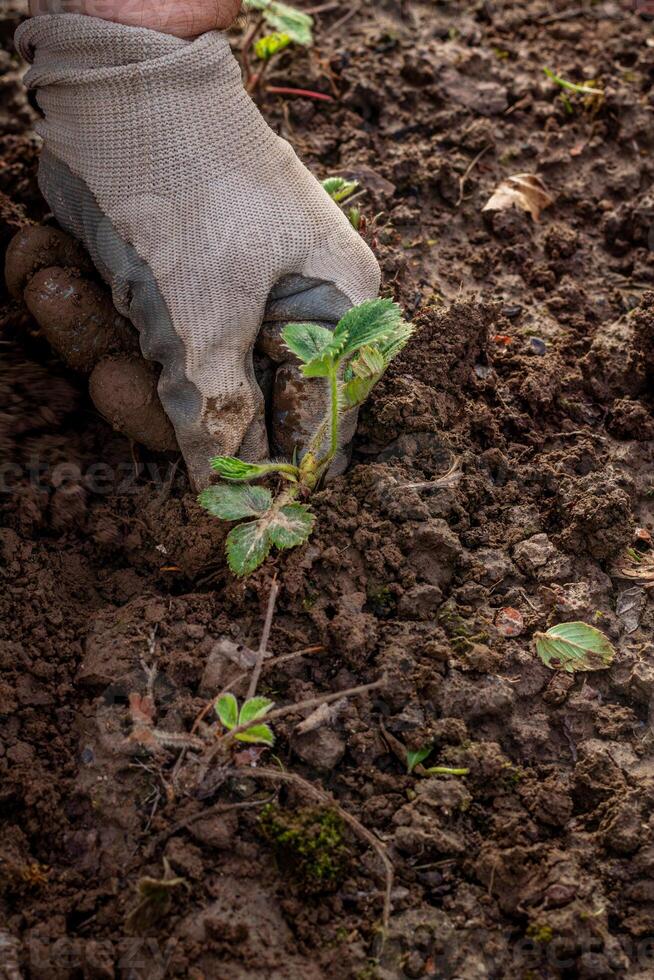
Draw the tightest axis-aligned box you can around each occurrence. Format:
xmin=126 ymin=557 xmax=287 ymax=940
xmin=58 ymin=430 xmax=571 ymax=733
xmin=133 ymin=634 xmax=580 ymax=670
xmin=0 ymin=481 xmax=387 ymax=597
xmin=14 ymin=14 xmax=380 ymax=489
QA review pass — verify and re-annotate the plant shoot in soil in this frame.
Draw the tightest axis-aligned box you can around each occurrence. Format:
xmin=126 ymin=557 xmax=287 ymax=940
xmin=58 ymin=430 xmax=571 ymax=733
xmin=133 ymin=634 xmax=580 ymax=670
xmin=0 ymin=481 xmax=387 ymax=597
xmin=199 ymin=298 xmax=414 ymax=576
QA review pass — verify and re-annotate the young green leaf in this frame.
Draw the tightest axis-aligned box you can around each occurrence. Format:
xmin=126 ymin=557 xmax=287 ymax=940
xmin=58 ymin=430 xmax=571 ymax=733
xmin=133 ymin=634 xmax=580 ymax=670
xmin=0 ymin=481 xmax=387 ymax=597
xmin=198 ymin=484 xmax=272 ymax=521
xmin=226 ymin=520 xmax=273 ymax=577
xmin=321 ymin=176 xmax=360 ymax=204
xmin=282 ymin=322 xmax=335 ymax=363
xmin=534 ymin=621 xmax=615 ymax=673
xmin=211 ymin=456 xmax=299 ymax=483
xmin=266 ymin=504 xmax=315 ymax=550
xmin=254 ymin=31 xmax=292 ymax=60
xmin=340 ymin=374 xmax=378 ymax=411
xmin=282 ymin=321 xmax=348 ymax=378
xmin=350 ymin=345 xmax=386 ymax=379
xmin=243 ymin=0 xmax=313 ymax=46
xmin=407 ymin=745 xmax=433 ymax=773
xmin=347 ymin=206 xmax=361 ymax=230
xmin=334 ymin=299 xmax=408 ymax=358
xmin=211 ymin=457 xmax=272 ymax=481
xmin=235 ymin=723 xmax=275 ymax=746
xmin=216 ymin=692 xmax=239 ymax=730
xmin=378 ymin=320 xmax=415 ymax=362
xmin=239 ymin=696 xmax=274 ymax=725
xmin=300 ymin=348 xmax=340 ymax=378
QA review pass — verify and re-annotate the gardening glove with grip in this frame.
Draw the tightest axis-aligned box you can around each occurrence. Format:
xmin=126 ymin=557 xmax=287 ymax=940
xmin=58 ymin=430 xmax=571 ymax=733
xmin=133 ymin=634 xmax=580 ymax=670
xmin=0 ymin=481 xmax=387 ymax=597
xmin=16 ymin=15 xmax=381 ymax=490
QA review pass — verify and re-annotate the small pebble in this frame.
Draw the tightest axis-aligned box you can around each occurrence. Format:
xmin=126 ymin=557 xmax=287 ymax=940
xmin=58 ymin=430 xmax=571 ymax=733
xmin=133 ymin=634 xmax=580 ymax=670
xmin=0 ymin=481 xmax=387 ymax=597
xmin=495 ymin=606 xmax=525 ymax=637
xmin=528 ymin=337 xmax=547 ymax=356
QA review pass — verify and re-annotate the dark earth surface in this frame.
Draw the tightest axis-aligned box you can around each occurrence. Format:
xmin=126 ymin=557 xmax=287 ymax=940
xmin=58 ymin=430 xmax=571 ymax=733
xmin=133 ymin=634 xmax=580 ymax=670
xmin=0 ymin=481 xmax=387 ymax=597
xmin=3 ymin=1 xmax=654 ymax=977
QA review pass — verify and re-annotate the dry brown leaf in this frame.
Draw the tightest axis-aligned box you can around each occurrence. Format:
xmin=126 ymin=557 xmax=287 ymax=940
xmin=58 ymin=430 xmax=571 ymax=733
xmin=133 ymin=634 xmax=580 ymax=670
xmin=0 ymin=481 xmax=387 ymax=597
xmin=482 ymin=173 xmax=554 ymax=222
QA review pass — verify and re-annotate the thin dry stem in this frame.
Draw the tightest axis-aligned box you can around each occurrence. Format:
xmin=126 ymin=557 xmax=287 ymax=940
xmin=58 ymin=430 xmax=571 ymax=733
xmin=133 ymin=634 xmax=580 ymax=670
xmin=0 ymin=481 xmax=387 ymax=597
xmin=247 ymin=578 xmax=280 ymax=700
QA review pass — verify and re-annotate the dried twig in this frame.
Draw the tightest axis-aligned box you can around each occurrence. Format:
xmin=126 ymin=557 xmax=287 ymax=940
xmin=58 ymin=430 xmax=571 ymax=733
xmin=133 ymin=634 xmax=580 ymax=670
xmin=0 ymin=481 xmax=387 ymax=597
xmin=329 ymin=1 xmax=361 ymax=32
xmin=144 ymin=797 xmax=275 ymax=858
xmin=390 ymin=458 xmax=462 ymax=492
xmin=456 ymin=145 xmax=491 ymax=207
xmin=247 ymin=578 xmax=280 ymax=700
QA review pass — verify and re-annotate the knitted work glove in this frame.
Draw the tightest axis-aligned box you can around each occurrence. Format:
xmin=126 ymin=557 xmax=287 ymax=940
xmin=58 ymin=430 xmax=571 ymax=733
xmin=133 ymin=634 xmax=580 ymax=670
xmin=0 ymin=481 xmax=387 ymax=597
xmin=15 ymin=15 xmax=380 ymax=489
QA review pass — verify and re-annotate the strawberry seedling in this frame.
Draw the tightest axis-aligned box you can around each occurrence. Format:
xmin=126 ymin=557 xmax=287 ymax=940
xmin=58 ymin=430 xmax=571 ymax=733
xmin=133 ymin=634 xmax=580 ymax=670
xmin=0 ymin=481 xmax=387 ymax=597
xmin=199 ymin=298 xmax=414 ymax=576
xmin=241 ymin=0 xmax=317 ymax=95
xmin=216 ymin=692 xmax=275 ymax=745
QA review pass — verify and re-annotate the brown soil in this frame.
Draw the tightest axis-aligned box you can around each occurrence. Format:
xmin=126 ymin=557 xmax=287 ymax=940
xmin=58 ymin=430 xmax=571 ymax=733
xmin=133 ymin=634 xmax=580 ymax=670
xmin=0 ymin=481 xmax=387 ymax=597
xmin=3 ymin=1 xmax=654 ymax=977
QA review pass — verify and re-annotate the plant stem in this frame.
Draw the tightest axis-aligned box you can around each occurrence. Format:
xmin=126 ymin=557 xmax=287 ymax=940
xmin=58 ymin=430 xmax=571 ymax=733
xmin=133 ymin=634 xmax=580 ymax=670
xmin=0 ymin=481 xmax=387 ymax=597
xmin=247 ymin=578 xmax=279 ymax=700
xmin=543 ymin=66 xmax=602 ymax=96
xmin=423 ymin=766 xmax=470 ymax=777
xmin=311 ymin=365 xmax=340 ymax=477
xmin=329 ymin=367 xmax=339 ymax=462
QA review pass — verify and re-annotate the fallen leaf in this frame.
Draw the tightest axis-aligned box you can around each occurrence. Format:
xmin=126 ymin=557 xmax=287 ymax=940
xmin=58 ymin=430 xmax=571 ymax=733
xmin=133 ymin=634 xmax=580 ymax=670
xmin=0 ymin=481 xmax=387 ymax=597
xmin=482 ymin=173 xmax=554 ymax=222
xmin=616 ymin=587 xmax=646 ymax=635
xmin=495 ymin=607 xmax=524 ymax=637
xmin=534 ymin=621 xmax=615 ymax=673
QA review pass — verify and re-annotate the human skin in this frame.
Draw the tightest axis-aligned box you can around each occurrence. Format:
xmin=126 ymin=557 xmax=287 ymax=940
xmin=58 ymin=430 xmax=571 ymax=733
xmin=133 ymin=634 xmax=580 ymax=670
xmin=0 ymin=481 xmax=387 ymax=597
xmin=28 ymin=0 xmax=242 ymax=37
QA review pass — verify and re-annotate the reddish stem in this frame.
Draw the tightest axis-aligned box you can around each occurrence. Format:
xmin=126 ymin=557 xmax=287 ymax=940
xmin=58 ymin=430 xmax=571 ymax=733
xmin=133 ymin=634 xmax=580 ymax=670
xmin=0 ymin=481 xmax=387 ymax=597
xmin=264 ymin=86 xmax=335 ymax=102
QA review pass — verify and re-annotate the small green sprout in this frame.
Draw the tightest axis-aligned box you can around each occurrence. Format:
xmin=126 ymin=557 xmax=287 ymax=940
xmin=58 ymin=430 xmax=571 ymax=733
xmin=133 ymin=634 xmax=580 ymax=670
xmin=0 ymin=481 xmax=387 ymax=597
xmin=243 ymin=0 xmax=313 ymax=46
xmin=543 ymin=67 xmax=604 ymax=114
xmin=407 ymin=745 xmax=469 ymax=777
xmin=347 ymin=206 xmax=362 ymax=231
xmin=407 ymin=745 xmax=433 ymax=773
xmin=321 ymin=176 xmax=360 ymax=204
xmin=216 ymin=692 xmax=275 ymax=746
xmin=199 ymin=298 xmax=414 ymax=576
xmin=254 ymin=32 xmax=292 ymax=61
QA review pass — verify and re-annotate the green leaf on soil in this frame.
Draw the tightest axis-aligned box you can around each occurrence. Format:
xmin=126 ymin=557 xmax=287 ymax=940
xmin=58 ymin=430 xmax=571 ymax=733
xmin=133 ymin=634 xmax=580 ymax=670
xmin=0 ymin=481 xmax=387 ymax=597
xmin=534 ymin=621 xmax=615 ymax=673
xmin=235 ymin=723 xmax=275 ymax=746
xmin=226 ymin=520 xmax=272 ymax=577
xmin=254 ymin=31 xmax=292 ymax=60
xmin=282 ymin=322 xmax=336 ymax=363
xmin=243 ymin=0 xmax=313 ymax=46
xmin=239 ymin=696 xmax=275 ymax=725
xmin=321 ymin=176 xmax=360 ymax=203
xmin=210 ymin=456 xmax=274 ymax=481
xmin=266 ymin=504 xmax=315 ymax=550
xmin=198 ymin=484 xmax=272 ymax=521
xmin=215 ymin=692 xmax=239 ymax=730
xmin=407 ymin=745 xmax=433 ymax=773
